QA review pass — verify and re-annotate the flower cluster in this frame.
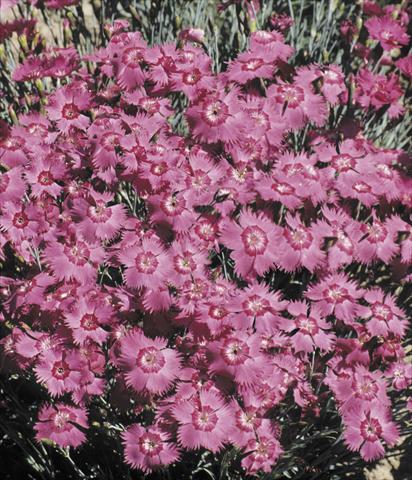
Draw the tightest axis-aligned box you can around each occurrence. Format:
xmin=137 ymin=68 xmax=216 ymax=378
xmin=0 ymin=1 xmax=411 ymax=477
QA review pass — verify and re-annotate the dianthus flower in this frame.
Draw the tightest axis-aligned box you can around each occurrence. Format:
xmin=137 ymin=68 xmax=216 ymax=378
xmin=365 ymin=16 xmax=409 ymax=51
xmin=46 ymin=84 xmax=91 ymax=133
xmin=172 ymin=390 xmax=234 ymax=452
xmin=305 ymin=273 xmax=365 ymax=325
xmin=118 ymin=238 xmax=172 ymax=290
xmin=363 ymin=289 xmax=407 ymax=338
xmin=241 ymin=423 xmax=283 ymax=474
xmin=186 ymin=87 xmax=248 ymax=144
xmin=122 ymin=423 xmax=180 ymax=472
xmin=119 ymin=329 xmax=181 ymax=394
xmin=354 ymin=69 xmax=404 ymax=118
xmin=64 ymin=297 xmax=111 ymax=345
xmin=71 ymin=190 xmax=127 ymax=242
xmin=220 ymin=210 xmax=283 ymax=279
xmin=208 ymin=332 xmax=265 ymax=386
xmin=35 ymin=348 xmax=83 ymax=397
xmin=343 ymin=401 xmax=399 ymax=461
xmin=35 ymin=403 xmax=88 ymax=448
xmin=279 ymin=301 xmax=335 ymax=353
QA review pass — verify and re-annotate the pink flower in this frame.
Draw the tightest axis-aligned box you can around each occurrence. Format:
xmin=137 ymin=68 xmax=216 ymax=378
xmin=35 ymin=403 xmax=88 ymax=448
xmin=227 ymin=51 xmax=276 ymax=84
xmin=279 ymin=301 xmax=335 ymax=353
xmin=116 ymin=34 xmax=147 ymax=91
xmin=330 ymin=365 xmax=389 ymax=414
xmin=396 ymin=55 xmax=412 ymax=79
xmin=119 ymin=329 xmax=181 ymax=394
xmin=355 ymin=216 xmax=402 ymax=264
xmin=208 ymin=332 xmax=265 ymax=386
xmin=44 ymin=235 xmax=105 ymax=284
xmin=228 ymin=281 xmax=287 ymax=332
xmin=35 ymin=348 xmax=83 ymax=396
xmin=24 ymin=150 xmax=66 ymax=198
xmin=0 ymin=201 xmax=42 ymax=244
xmin=305 ymin=273 xmax=365 ymax=325
xmin=363 ymin=289 xmax=407 ymax=338
xmin=220 ymin=210 xmax=283 ymax=279
xmin=354 ymin=69 xmax=404 ymax=118
xmin=186 ymin=87 xmax=248 ymax=144
xmin=343 ymin=401 xmax=399 ymax=461
xmin=64 ymin=298 xmax=111 ymax=345
xmin=386 ymin=362 xmax=412 ymax=391
xmin=267 ymin=73 xmax=328 ymax=129
xmin=179 ymin=28 xmax=205 ymax=44
xmin=172 ymin=389 xmax=234 ymax=452
xmin=118 ymin=238 xmax=172 ymax=290
xmin=46 ymin=84 xmax=91 ymax=133
xmin=365 ymin=16 xmax=409 ymax=51
xmin=122 ymin=423 xmax=180 ymax=472
xmin=71 ymin=190 xmax=127 ymax=242
xmin=278 ymin=214 xmax=325 ymax=272
xmin=241 ymin=423 xmax=283 ymax=474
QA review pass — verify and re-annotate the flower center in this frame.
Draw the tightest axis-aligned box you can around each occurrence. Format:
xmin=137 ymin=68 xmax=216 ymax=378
xmin=51 ymin=360 xmax=70 ymax=380
xmin=192 ymin=405 xmax=218 ymax=431
xmin=285 ymin=227 xmax=313 ymax=249
xmin=296 ymin=315 xmax=319 ymax=335
xmin=80 ymin=313 xmax=99 ymax=331
xmin=174 ymin=253 xmax=195 ymax=274
xmin=237 ymin=409 xmax=259 ymax=431
xmin=161 ymin=195 xmax=184 ymax=216
xmin=12 ymin=211 xmax=29 ymax=229
xmin=353 ymin=181 xmax=371 ymax=193
xmin=62 ymin=103 xmax=79 ymax=120
xmin=88 ymin=201 xmax=112 ymax=223
xmin=244 ymin=295 xmax=269 ymax=316
xmin=139 ymin=432 xmax=163 ymax=456
xmin=324 ymin=284 xmax=349 ymax=303
xmin=363 ymin=223 xmax=387 ymax=243
xmin=222 ymin=339 xmax=250 ymax=365
xmin=102 ymin=133 xmax=120 ymax=151
xmin=354 ymin=377 xmax=378 ymax=400
xmin=243 ymin=58 xmax=263 ymax=71
xmin=38 ymin=170 xmax=54 ymax=186
xmin=241 ymin=225 xmax=268 ymax=256
xmin=202 ymin=100 xmax=229 ymax=126
xmin=371 ymin=302 xmax=392 ymax=321
xmin=64 ymin=242 xmax=90 ymax=266
xmin=279 ymin=85 xmax=304 ymax=108
xmin=135 ymin=252 xmax=159 ymax=274
xmin=137 ymin=346 xmax=165 ymax=373
xmin=208 ymin=305 xmax=228 ymax=320
xmin=195 ymin=220 xmax=217 ymax=241
xmin=272 ymin=181 xmax=295 ymax=195
xmin=360 ymin=417 xmax=382 ymax=442
xmin=123 ymin=47 xmax=144 ymax=68
xmin=331 ymin=154 xmax=355 ymax=172
xmin=183 ymin=68 xmax=201 ymax=85
xmin=52 ymin=410 xmax=71 ymax=430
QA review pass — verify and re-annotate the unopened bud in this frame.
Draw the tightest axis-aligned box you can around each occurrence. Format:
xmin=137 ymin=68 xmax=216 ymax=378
xmin=0 ymin=45 xmax=6 ymax=63
xmin=8 ymin=106 xmax=18 ymax=125
xmin=35 ymin=79 xmax=44 ymax=98
xmin=18 ymin=34 xmax=29 ymax=54
xmin=67 ymin=11 xmax=76 ymax=27
xmin=129 ymin=5 xmax=140 ymax=21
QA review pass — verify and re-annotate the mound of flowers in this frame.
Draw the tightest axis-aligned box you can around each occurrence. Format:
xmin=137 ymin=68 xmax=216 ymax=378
xmin=0 ymin=1 xmax=411 ymax=477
